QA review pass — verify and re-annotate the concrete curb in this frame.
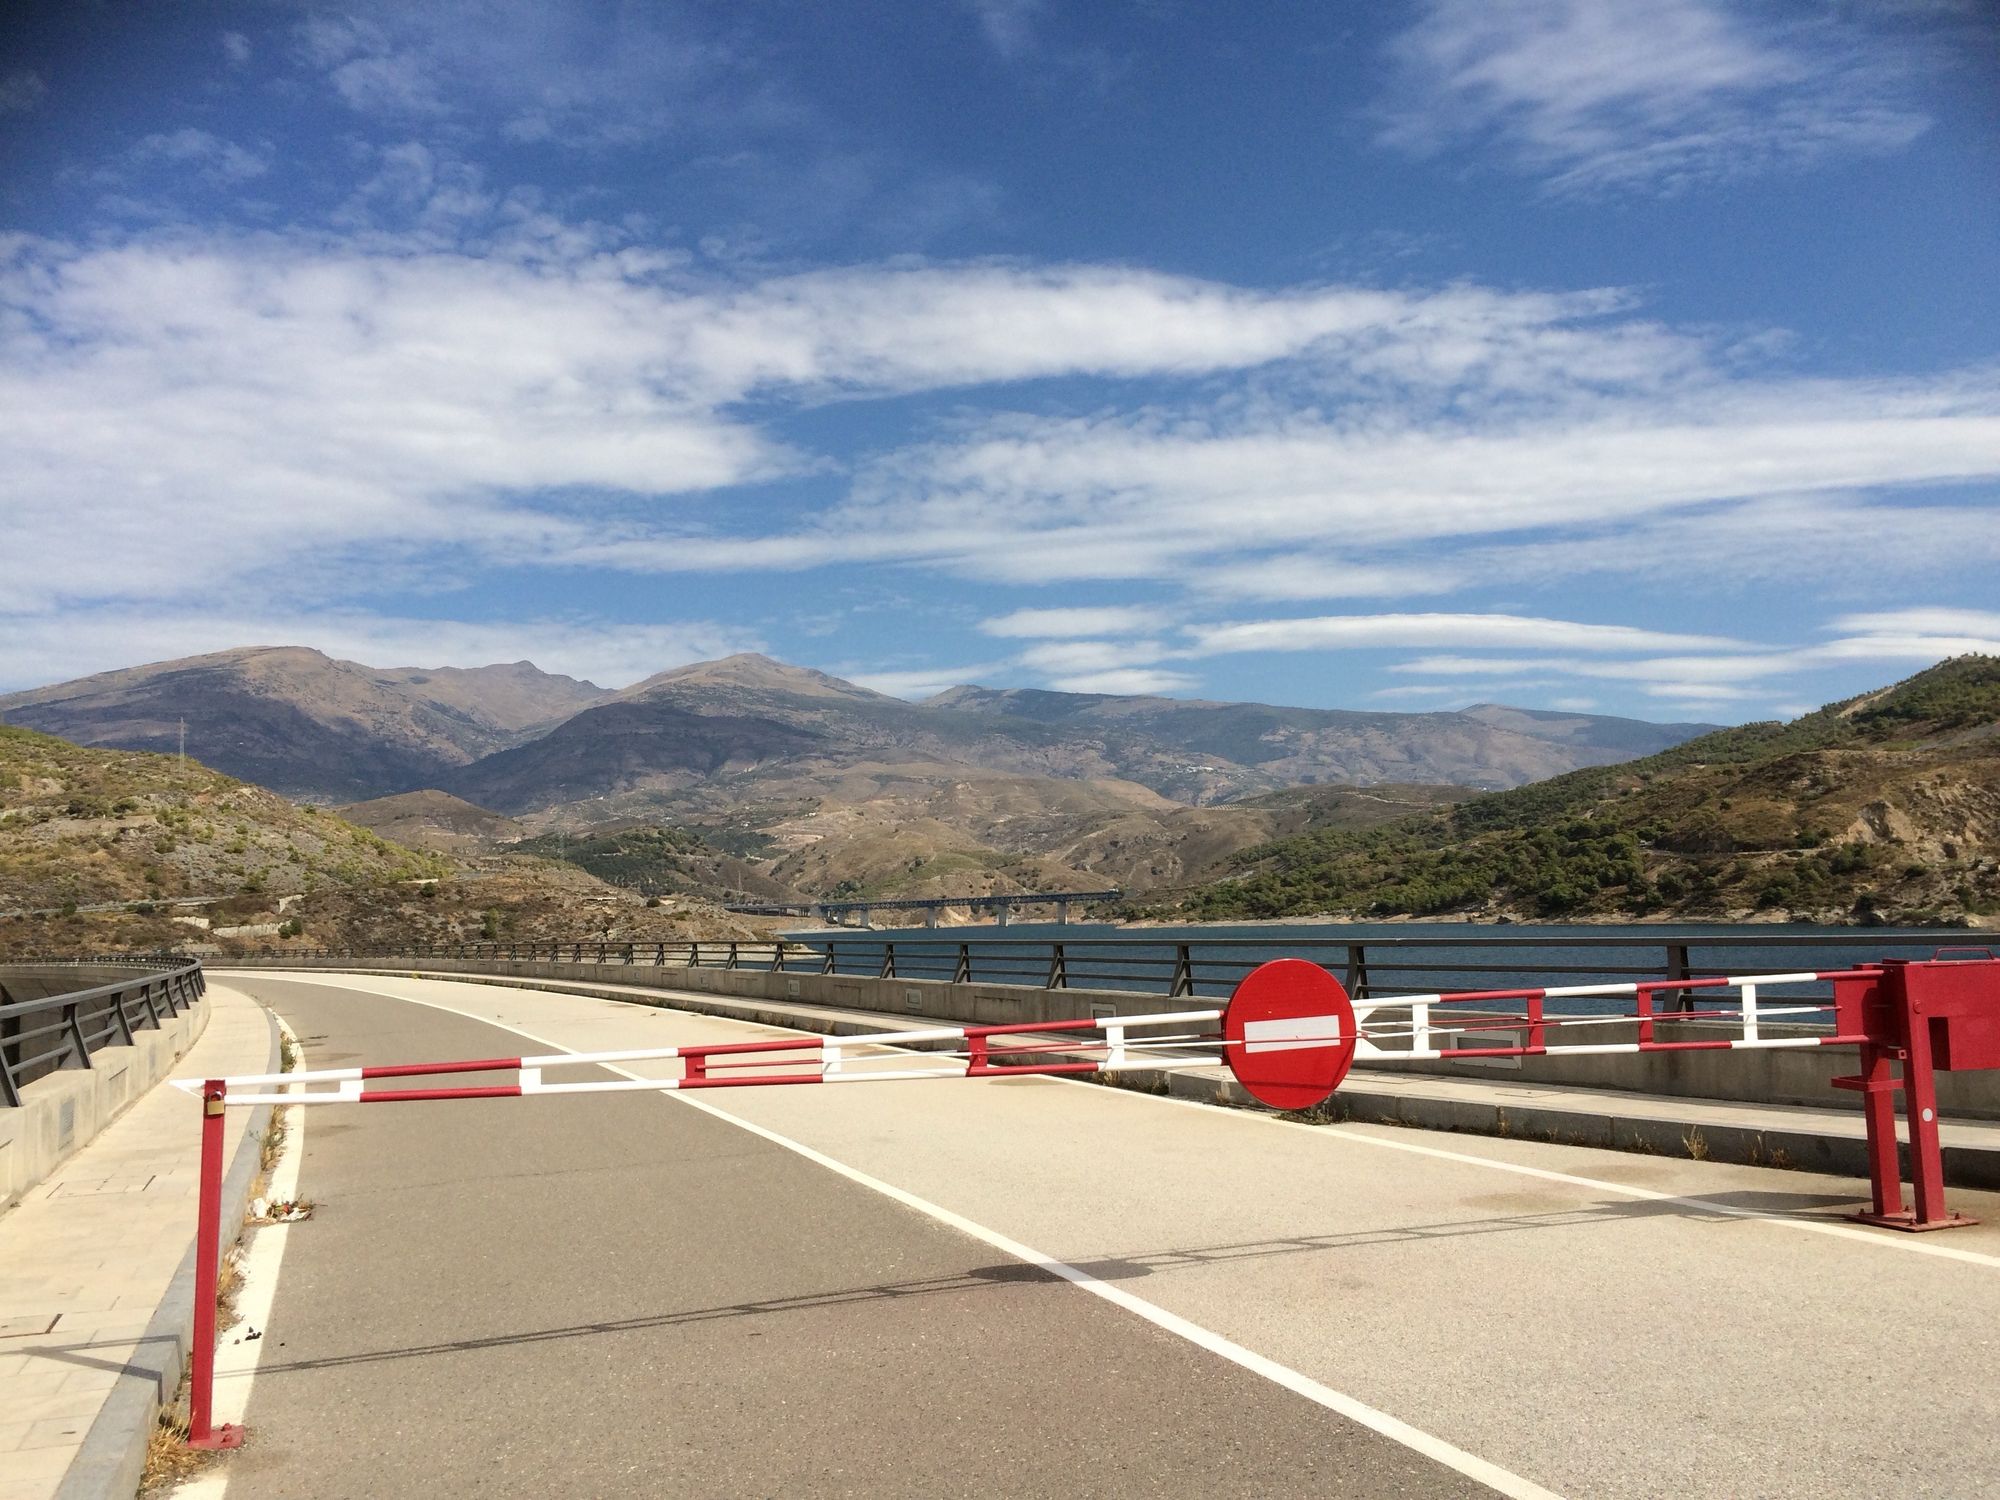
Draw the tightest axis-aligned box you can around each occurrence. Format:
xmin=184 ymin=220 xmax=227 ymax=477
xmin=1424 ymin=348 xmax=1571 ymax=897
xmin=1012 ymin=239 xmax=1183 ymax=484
xmin=247 ymin=966 xmax=2000 ymax=1193
xmin=55 ymin=1006 xmax=280 ymax=1500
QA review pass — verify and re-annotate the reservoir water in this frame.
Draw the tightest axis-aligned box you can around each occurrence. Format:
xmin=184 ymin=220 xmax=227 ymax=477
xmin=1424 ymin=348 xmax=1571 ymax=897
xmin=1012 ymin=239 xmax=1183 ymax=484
xmin=786 ymin=918 xmax=2000 ymax=1014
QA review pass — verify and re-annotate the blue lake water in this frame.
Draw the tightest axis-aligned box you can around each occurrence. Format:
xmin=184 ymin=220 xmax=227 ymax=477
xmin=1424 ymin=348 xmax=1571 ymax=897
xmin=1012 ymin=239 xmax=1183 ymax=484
xmin=784 ymin=918 xmax=1999 ymax=1016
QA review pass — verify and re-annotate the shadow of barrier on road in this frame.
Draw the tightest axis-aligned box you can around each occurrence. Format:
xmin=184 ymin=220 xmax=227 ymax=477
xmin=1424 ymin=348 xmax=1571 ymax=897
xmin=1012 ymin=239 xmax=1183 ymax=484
xmin=140 ymin=1187 xmax=1870 ymax=1383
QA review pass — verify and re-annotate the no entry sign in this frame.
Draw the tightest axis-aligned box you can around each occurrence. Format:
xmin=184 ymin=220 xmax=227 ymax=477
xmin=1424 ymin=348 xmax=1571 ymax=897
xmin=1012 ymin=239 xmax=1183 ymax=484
xmin=1223 ymin=959 xmax=1357 ymax=1111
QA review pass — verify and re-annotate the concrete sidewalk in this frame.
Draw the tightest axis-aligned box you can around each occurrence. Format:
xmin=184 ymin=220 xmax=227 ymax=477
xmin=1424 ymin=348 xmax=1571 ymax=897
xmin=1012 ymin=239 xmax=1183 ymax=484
xmin=0 ymin=984 xmax=276 ymax=1500
xmin=254 ymin=965 xmax=2000 ymax=1192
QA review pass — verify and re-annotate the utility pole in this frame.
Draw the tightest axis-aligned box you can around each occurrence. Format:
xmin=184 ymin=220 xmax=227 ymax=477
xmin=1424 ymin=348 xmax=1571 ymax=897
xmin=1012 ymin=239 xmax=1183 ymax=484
xmin=178 ymin=718 xmax=186 ymax=792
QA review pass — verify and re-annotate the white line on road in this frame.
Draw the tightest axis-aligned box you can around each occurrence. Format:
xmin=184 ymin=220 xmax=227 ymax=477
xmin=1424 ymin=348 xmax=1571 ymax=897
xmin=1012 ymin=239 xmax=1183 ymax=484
xmin=242 ymin=974 xmax=1559 ymax=1500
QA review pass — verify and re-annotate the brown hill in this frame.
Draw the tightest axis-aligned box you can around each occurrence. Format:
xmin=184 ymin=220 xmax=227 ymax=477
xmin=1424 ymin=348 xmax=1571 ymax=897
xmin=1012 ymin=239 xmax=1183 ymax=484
xmin=337 ymin=790 xmax=527 ymax=853
xmin=0 ymin=647 xmax=607 ymax=801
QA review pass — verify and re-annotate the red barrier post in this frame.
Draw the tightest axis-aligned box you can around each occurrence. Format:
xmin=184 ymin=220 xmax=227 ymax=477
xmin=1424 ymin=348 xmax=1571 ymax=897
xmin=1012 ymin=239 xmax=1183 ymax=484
xmin=186 ymin=1080 xmax=244 ymax=1449
xmin=1835 ymin=961 xmax=1981 ymax=1233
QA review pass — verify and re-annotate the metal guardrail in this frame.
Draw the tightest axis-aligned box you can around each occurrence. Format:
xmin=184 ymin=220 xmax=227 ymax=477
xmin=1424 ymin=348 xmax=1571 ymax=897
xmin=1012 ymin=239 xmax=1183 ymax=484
xmin=251 ymin=930 xmax=2000 ymax=1009
xmin=0 ymin=956 xmax=206 ymax=1106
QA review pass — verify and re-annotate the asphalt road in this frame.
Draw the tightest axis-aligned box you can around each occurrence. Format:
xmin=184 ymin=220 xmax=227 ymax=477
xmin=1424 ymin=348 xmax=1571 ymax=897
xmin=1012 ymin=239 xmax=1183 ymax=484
xmin=215 ymin=977 xmax=1494 ymax=1498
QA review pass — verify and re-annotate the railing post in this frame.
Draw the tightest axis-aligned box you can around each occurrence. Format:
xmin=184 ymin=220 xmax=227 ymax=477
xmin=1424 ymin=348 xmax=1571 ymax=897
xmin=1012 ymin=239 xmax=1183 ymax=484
xmin=110 ymin=988 xmax=136 ymax=1045
xmin=953 ymin=944 xmax=971 ymax=984
xmin=1667 ymin=942 xmax=1693 ymax=1014
xmin=655 ymin=942 xmax=666 ymax=966
xmin=1046 ymin=943 xmax=1067 ymax=989
xmin=185 ymin=1081 xmax=243 ymax=1449
xmin=771 ymin=944 xmax=786 ymax=973
xmin=822 ymin=946 xmax=836 ymax=975
xmin=726 ymin=942 xmax=740 ymax=970
xmin=880 ymin=943 xmax=896 ymax=980
xmin=1345 ymin=943 xmax=1370 ymax=1001
xmin=1170 ymin=944 xmax=1193 ymax=998
xmin=62 ymin=1002 xmax=92 ymax=1069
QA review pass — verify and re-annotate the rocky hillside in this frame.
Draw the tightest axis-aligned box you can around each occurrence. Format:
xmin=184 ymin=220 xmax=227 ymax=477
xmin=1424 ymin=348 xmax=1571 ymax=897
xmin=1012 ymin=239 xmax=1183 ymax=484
xmin=0 ymin=724 xmax=446 ymax=914
xmin=1171 ymin=658 xmax=2000 ymax=926
xmin=0 ymin=647 xmax=608 ymax=801
xmin=503 ymin=824 xmax=798 ymax=905
xmin=0 ymin=726 xmax=775 ymax=958
xmin=337 ymin=790 xmax=528 ymax=853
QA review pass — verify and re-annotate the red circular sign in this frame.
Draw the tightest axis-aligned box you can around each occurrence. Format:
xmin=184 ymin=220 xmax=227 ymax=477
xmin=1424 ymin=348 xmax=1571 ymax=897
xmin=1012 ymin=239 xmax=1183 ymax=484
xmin=1223 ymin=959 xmax=1356 ymax=1111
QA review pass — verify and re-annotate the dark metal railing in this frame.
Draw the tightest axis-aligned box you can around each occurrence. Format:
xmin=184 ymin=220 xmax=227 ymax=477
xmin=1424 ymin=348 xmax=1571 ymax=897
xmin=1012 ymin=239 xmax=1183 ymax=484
xmin=0 ymin=956 xmax=207 ymax=1107
xmin=246 ymin=930 xmax=2000 ymax=1015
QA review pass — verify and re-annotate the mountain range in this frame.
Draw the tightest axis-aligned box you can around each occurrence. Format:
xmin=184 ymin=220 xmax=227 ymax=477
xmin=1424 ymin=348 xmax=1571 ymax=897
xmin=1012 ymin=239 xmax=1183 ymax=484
xmin=0 ymin=646 xmax=1716 ymax=810
xmin=1 ymin=647 xmax=1726 ymax=902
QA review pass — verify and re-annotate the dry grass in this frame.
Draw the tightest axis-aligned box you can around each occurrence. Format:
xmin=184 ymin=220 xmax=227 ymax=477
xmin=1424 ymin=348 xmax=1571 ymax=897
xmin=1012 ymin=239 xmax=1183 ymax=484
xmin=139 ymin=1406 xmax=212 ymax=1495
xmin=1683 ymin=1127 xmax=1710 ymax=1161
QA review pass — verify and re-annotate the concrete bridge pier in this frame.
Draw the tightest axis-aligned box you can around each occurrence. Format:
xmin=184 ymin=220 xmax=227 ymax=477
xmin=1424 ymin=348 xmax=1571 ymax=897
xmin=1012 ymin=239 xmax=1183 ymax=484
xmin=995 ymin=903 xmax=1009 ymax=929
xmin=1055 ymin=899 xmax=1070 ymax=925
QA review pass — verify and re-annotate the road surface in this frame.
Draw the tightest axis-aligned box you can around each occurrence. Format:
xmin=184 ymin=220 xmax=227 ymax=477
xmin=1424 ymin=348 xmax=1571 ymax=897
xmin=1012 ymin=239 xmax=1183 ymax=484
xmin=199 ymin=971 xmax=2000 ymax=1498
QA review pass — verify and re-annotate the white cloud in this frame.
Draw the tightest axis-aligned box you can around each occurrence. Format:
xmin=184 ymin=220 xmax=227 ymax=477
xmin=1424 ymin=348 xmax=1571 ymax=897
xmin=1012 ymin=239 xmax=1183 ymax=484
xmin=6 ymin=227 xmax=1996 ymax=708
xmin=1187 ymin=613 xmax=1748 ymax=657
xmin=829 ymin=372 xmax=2000 ymax=588
xmin=1045 ymin=669 xmax=1200 ymax=696
xmin=221 ymin=32 xmax=253 ymax=66
xmin=979 ymin=606 xmax=1169 ymax=638
xmin=1015 ymin=639 xmax=1172 ymax=675
xmin=966 ymin=0 xmax=1044 ymax=61
xmin=1195 ymin=557 xmax=1464 ymax=602
xmin=1642 ymin=681 xmax=1758 ymax=701
xmin=130 ymin=129 xmax=273 ymax=186
xmin=1378 ymin=0 xmax=1929 ymax=193
xmin=0 ymin=71 xmax=47 ymax=115
xmin=1829 ymin=607 xmax=2000 ymax=639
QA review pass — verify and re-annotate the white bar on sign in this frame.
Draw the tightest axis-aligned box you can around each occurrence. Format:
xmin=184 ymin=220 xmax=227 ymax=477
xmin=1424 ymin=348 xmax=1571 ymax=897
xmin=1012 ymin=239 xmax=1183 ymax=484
xmin=1243 ymin=1015 xmax=1343 ymax=1054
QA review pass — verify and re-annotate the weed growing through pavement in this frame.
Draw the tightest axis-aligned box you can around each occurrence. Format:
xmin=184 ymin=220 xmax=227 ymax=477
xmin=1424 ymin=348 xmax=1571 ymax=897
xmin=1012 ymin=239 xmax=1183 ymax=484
xmin=139 ymin=1407 xmax=211 ymax=1494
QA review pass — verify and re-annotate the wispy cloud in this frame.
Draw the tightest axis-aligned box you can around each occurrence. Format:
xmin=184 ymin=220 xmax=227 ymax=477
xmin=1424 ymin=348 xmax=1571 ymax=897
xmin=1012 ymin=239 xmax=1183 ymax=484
xmin=1044 ymin=668 xmax=1200 ymax=696
xmin=6 ymin=226 xmax=1995 ymax=715
xmin=1377 ymin=0 xmax=1930 ymax=193
xmin=980 ymin=606 xmax=1170 ymax=638
xmin=0 ymin=70 xmax=48 ymax=115
xmin=965 ymin=0 xmax=1044 ymax=62
xmin=1188 ymin=613 xmax=1748 ymax=658
xmin=129 ymin=129 xmax=273 ymax=187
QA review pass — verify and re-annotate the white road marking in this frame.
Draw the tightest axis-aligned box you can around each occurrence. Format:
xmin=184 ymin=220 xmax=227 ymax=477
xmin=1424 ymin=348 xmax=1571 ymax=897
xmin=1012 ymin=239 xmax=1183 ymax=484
xmin=173 ymin=1014 xmax=306 ymax=1500
xmin=234 ymin=973 xmax=1558 ymax=1499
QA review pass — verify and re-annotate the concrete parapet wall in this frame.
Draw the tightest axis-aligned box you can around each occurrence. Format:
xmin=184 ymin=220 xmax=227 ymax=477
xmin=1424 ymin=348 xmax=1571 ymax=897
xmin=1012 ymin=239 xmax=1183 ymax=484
xmin=224 ymin=955 xmax=2000 ymax=1120
xmin=0 ymin=992 xmax=209 ymax=1211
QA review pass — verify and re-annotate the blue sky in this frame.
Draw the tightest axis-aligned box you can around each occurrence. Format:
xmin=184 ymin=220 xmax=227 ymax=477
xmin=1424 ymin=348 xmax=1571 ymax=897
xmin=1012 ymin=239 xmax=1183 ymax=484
xmin=3 ymin=0 xmax=1997 ymax=723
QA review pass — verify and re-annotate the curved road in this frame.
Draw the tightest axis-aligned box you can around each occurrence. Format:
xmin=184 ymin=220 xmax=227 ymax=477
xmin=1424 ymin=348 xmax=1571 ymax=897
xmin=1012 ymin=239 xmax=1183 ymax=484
xmin=200 ymin=971 xmax=2000 ymax=1498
